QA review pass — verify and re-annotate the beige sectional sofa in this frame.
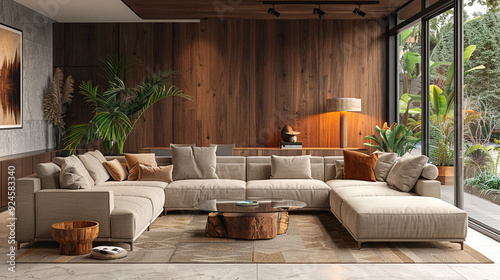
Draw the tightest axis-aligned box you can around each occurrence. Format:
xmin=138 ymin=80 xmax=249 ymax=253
xmin=16 ymin=154 xmax=467 ymax=250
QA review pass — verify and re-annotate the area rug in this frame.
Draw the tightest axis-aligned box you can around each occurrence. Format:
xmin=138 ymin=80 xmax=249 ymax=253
xmin=16 ymin=212 xmax=492 ymax=264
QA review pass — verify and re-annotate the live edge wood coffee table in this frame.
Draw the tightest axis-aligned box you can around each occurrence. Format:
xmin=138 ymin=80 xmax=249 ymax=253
xmin=194 ymin=199 xmax=306 ymax=240
xmin=51 ymin=221 xmax=99 ymax=255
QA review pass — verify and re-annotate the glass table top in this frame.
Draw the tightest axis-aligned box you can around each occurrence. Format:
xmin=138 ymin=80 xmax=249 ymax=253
xmin=193 ymin=199 xmax=306 ymax=213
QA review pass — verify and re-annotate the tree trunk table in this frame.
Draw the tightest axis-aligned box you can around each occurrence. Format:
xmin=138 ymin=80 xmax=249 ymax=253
xmin=51 ymin=221 xmax=99 ymax=255
xmin=205 ymin=212 xmax=290 ymax=240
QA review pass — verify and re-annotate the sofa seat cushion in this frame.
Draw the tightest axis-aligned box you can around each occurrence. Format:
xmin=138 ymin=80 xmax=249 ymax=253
xmin=246 ymin=179 xmax=330 ymax=209
xmin=111 ymin=196 xmax=153 ymax=240
xmin=98 ymin=181 xmax=168 ymax=189
xmin=326 ymin=179 xmax=390 ymax=189
xmin=341 ymin=196 xmax=467 ymax=241
xmin=329 ymin=185 xmax=415 ymax=223
xmin=95 ymin=185 xmax=165 ymax=218
xmin=164 ymin=179 xmax=246 ymax=209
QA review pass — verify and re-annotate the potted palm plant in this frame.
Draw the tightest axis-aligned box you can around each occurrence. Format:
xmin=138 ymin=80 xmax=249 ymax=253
xmin=65 ymin=55 xmax=191 ymax=155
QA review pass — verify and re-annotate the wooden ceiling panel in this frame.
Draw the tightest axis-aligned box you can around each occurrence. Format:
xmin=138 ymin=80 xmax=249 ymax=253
xmin=122 ymin=0 xmax=407 ymax=20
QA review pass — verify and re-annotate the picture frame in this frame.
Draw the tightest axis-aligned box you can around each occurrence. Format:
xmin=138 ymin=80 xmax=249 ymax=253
xmin=0 ymin=22 xmax=22 ymax=129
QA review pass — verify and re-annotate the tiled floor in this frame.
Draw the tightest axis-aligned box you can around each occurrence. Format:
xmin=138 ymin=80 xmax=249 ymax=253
xmin=1 ymin=211 xmax=500 ymax=279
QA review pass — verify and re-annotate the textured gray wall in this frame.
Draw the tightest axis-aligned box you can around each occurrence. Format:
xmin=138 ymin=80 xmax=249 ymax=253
xmin=0 ymin=0 xmax=53 ymax=157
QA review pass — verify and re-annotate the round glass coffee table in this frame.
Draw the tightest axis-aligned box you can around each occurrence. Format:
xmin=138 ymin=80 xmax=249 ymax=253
xmin=194 ymin=199 xmax=306 ymax=240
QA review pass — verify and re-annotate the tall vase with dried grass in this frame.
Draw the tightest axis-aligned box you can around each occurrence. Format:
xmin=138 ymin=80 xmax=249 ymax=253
xmin=43 ymin=68 xmax=74 ymax=149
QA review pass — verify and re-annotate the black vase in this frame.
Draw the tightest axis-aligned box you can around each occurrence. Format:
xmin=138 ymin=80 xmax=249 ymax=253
xmin=54 ymin=125 xmax=64 ymax=150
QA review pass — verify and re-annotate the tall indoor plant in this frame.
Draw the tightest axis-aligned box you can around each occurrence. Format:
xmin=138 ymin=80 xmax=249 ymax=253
xmin=65 ymin=55 xmax=191 ymax=155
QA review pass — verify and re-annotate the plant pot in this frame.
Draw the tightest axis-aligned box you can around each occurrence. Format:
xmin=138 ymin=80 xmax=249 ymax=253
xmin=437 ymin=166 xmax=454 ymax=185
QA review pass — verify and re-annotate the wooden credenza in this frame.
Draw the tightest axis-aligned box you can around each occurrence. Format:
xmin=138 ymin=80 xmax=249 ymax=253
xmin=232 ymin=147 xmax=367 ymax=156
xmin=140 ymin=147 xmax=368 ymax=157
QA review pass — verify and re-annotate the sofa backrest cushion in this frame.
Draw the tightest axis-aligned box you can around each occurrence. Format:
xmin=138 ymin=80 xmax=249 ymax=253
xmin=35 ymin=162 xmax=61 ymax=189
xmin=247 ymin=156 xmax=324 ymax=181
xmin=60 ymin=155 xmax=95 ymax=189
xmin=324 ymin=156 xmax=343 ymax=181
xmin=104 ymin=156 xmax=246 ymax=181
xmin=78 ymin=152 xmax=110 ymax=185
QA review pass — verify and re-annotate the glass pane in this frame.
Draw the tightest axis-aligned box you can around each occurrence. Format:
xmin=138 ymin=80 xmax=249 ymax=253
xmin=428 ymin=9 xmax=455 ymax=204
xmin=462 ymin=0 xmax=500 ymax=232
xmin=398 ymin=23 xmax=422 ymax=155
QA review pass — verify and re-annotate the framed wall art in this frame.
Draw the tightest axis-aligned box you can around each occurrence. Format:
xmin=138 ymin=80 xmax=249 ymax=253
xmin=0 ymin=23 xmax=22 ymax=129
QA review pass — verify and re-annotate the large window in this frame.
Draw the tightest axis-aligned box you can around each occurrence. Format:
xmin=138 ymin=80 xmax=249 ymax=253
xmin=461 ymin=0 xmax=500 ymax=233
xmin=394 ymin=0 xmax=500 ymax=240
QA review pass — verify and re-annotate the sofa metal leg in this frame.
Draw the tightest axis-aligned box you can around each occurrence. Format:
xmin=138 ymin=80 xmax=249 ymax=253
xmin=358 ymin=242 xmax=362 ymax=250
xmin=17 ymin=242 xmax=21 ymax=250
xmin=163 ymin=209 xmax=167 ymax=216
xmin=147 ymin=225 xmax=150 ymax=231
xmin=129 ymin=242 xmax=134 ymax=251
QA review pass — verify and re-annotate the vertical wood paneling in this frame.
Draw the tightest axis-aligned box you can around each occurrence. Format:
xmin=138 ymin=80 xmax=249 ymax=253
xmin=119 ymin=23 xmax=174 ymax=152
xmin=55 ymin=19 xmax=387 ymax=152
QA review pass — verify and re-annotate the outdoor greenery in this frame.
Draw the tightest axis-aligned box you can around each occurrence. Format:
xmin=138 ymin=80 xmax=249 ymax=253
xmin=399 ymin=1 xmax=500 ymax=201
xmin=65 ymin=55 xmax=191 ymax=155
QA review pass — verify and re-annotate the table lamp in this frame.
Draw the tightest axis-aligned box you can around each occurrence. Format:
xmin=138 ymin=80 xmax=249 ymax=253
xmin=326 ymin=98 xmax=362 ymax=148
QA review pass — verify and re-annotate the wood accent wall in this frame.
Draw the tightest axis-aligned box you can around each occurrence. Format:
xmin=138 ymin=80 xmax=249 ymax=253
xmin=53 ymin=19 xmax=387 ymax=152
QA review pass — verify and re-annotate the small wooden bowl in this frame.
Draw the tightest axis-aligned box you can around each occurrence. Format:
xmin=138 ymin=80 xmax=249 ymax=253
xmin=51 ymin=221 xmax=99 ymax=255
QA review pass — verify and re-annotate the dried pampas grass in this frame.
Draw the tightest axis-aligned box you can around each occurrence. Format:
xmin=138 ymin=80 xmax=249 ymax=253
xmin=43 ymin=68 xmax=74 ymax=127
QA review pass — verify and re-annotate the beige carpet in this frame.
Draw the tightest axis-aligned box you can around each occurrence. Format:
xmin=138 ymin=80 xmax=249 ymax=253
xmin=16 ymin=212 xmax=492 ymax=264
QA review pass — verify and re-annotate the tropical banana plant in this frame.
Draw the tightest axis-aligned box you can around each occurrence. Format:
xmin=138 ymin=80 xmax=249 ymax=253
xmin=364 ymin=122 xmax=420 ymax=156
xmin=65 ymin=55 xmax=191 ymax=155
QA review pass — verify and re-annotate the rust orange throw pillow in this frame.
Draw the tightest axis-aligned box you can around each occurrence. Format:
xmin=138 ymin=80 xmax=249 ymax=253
xmin=342 ymin=150 xmax=379 ymax=181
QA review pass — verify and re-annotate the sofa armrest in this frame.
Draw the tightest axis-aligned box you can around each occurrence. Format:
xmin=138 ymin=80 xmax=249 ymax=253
xmin=16 ymin=175 xmax=41 ymax=243
xmin=35 ymin=189 xmax=114 ymax=238
xmin=412 ymin=179 xmax=441 ymax=199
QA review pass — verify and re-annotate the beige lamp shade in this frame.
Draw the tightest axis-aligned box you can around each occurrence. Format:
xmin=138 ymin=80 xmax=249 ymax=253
xmin=326 ymin=98 xmax=362 ymax=112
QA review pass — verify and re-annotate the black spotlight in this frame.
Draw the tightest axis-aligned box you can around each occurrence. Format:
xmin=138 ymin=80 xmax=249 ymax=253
xmin=268 ymin=5 xmax=280 ymax=17
xmin=313 ymin=5 xmax=325 ymax=20
xmin=353 ymin=5 xmax=366 ymax=17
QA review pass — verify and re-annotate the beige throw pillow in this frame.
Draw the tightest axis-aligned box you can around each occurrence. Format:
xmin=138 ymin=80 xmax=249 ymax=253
xmin=87 ymin=150 xmax=107 ymax=163
xmin=78 ymin=152 xmax=110 ymax=185
xmin=386 ymin=153 xmax=429 ymax=192
xmin=172 ymin=146 xmax=218 ymax=180
xmin=374 ymin=152 xmax=397 ymax=182
xmin=35 ymin=162 xmax=61 ymax=189
xmin=124 ymin=153 xmax=158 ymax=181
xmin=138 ymin=164 xmax=173 ymax=183
xmin=334 ymin=160 xmax=344 ymax=179
xmin=421 ymin=163 xmax=439 ymax=180
xmin=59 ymin=155 xmax=94 ymax=189
xmin=103 ymin=159 xmax=128 ymax=181
xmin=271 ymin=155 xmax=312 ymax=179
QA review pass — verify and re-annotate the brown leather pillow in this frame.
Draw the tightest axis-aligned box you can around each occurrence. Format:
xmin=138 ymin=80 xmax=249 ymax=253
xmin=124 ymin=153 xmax=158 ymax=181
xmin=103 ymin=159 xmax=128 ymax=181
xmin=342 ymin=150 xmax=379 ymax=182
xmin=138 ymin=164 xmax=173 ymax=183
